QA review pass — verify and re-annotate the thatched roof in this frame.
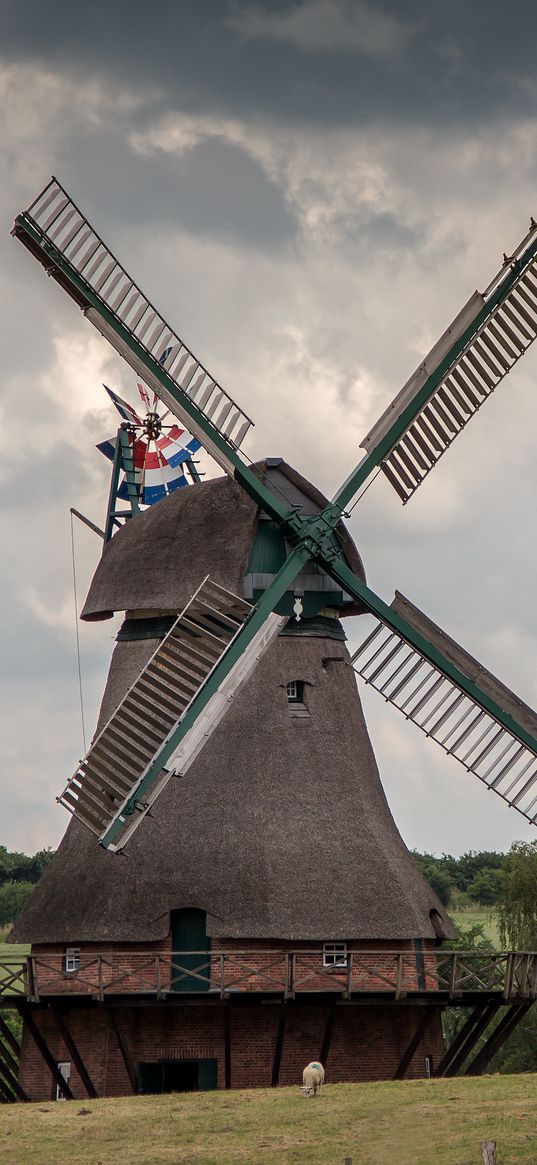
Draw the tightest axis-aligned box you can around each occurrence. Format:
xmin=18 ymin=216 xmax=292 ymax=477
xmin=12 ymin=634 xmax=454 ymax=944
xmin=12 ymin=460 xmax=454 ymax=944
xmin=81 ymin=460 xmax=366 ymax=621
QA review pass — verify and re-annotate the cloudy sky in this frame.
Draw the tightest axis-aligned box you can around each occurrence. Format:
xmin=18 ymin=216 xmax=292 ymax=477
xmin=3 ymin=0 xmax=537 ymax=858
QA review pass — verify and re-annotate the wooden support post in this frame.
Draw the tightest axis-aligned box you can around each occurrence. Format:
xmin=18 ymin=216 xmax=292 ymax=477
xmin=434 ymin=1006 xmax=486 ymax=1077
xmin=0 ymin=1014 xmax=21 ymax=1061
xmin=436 ymin=1002 xmax=501 ymax=1078
xmin=271 ymin=1004 xmax=286 ymax=1087
xmin=17 ymin=1006 xmax=73 ymax=1100
xmin=466 ymin=1002 xmax=533 ymax=1077
xmin=0 ymin=1075 xmax=14 ymax=1103
xmin=224 ymin=1006 xmax=231 ymax=1090
xmin=48 ymin=1006 xmax=98 ymax=1099
xmin=320 ymin=1004 xmax=336 ymax=1069
xmin=480 ymin=1141 xmax=497 ymax=1164
xmin=393 ymin=1008 xmax=433 ymax=1080
xmin=109 ymin=1009 xmax=137 ymax=1094
xmin=0 ymin=1035 xmax=28 ymax=1102
xmin=0 ymin=1055 xmax=20 ymax=1103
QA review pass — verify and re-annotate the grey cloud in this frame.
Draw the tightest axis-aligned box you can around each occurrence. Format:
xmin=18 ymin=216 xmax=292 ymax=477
xmin=0 ymin=441 xmax=95 ymax=511
xmin=29 ymin=123 xmax=297 ymax=251
xmin=227 ymin=0 xmax=414 ymax=57
xmin=1 ymin=0 xmax=537 ymax=130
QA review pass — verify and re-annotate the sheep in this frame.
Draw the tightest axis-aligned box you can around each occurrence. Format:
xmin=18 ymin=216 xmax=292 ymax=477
xmin=301 ymin=1061 xmax=325 ymax=1097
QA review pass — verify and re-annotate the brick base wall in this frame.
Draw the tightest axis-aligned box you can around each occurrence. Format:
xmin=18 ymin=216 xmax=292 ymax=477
xmin=18 ymin=1002 xmax=445 ymax=1100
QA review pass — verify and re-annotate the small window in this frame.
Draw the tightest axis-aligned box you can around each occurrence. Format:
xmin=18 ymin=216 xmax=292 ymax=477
xmin=286 ymin=680 xmax=304 ymax=703
xmin=425 ymin=1055 xmax=433 ymax=1078
xmin=55 ymin=1061 xmax=71 ymax=1101
xmin=323 ymin=942 xmax=348 ymax=968
xmin=65 ymin=947 xmax=81 ymax=974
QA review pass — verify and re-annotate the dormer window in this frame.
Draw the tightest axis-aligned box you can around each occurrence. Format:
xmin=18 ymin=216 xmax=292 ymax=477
xmin=286 ymin=680 xmax=310 ymax=719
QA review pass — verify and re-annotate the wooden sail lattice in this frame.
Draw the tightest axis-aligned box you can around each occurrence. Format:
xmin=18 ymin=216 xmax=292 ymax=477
xmin=361 ymin=223 xmax=537 ymax=501
xmin=16 ymin=177 xmax=253 ymax=458
xmin=59 ymin=577 xmax=252 ymax=843
xmin=351 ymin=594 xmax=537 ymax=823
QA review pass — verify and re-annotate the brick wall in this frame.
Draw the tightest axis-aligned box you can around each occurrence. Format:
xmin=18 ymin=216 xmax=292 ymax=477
xmin=18 ymin=1001 xmax=445 ymax=1100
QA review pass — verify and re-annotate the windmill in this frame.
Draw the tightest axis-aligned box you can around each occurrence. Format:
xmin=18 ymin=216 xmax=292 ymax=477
xmin=11 ymin=177 xmax=537 ymax=853
xmin=97 ymin=381 xmax=202 ymax=541
xmin=8 ymin=177 xmax=537 ymax=1095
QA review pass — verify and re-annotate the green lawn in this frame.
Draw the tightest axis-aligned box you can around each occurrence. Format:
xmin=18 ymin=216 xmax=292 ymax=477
xmin=452 ymin=909 xmax=501 ymax=947
xmin=0 ymin=943 xmax=29 ymax=959
xmin=1 ymin=1075 xmax=537 ymax=1164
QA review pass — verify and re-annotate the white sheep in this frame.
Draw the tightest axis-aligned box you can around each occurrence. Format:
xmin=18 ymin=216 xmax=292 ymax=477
xmin=301 ymin=1061 xmax=325 ymax=1097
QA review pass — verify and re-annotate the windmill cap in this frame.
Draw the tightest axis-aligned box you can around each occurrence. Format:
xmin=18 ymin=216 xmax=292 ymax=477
xmin=81 ymin=460 xmax=366 ymax=622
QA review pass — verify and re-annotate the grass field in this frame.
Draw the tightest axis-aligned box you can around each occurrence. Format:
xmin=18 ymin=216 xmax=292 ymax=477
xmin=0 ymin=943 xmax=29 ymax=960
xmin=1 ymin=1075 xmax=537 ymax=1164
xmin=452 ymin=909 xmax=501 ymax=946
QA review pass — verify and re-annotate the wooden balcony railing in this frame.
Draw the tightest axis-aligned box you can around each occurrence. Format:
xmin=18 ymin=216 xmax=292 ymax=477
xmin=1 ymin=949 xmax=537 ymax=1004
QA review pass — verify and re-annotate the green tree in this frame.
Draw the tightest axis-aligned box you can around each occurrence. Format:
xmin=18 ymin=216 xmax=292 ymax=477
xmin=0 ymin=882 xmax=34 ymax=926
xmin=497 ymin=840 xmax=537 ymax=949
xmin=467 ymin=867 xmax=502 ymax=906
xmin=412 ymin=852 xmax=454 ymax=905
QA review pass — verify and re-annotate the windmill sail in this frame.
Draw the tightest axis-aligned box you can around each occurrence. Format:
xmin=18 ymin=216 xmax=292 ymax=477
xmin=59 ymin=576 xmax=284 ymax=850
xmin=351 ymin=591 xmax=537 ymax=823
xmin=362 ymin=221 xmax=537 ymax=501
xmin=12 ymin=177 xmax=253 ymax=477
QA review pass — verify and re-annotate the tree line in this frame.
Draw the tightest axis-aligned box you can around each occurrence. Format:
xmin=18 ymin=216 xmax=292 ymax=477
xmin=0 ymin=843 xmax=518 ymax=928
xmin=0 ymin=846 xmax=53 ymax=928
xmin=412 ymin=849 xmax=505 ymax=907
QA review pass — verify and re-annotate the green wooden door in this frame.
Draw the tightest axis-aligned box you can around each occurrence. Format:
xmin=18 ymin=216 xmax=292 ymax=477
xmin=171 ymin=908 xmax=211 ymax=992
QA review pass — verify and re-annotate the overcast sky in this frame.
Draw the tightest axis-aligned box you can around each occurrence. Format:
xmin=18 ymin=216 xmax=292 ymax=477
xmin=3 ymin=0 xmax=537 ymax=858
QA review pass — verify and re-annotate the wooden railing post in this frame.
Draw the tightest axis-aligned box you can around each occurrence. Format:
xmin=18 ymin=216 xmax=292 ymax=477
xmin=30 ymin=956 xmax=40 ymax=1003
xmin=395 ymin=954 xmax=403 ymax=1000
xmin=449 ymin=953 xmax=458 ymax=998
xmin=285 ymin=953 xmax=296 ymax=1000
xmin=346 ymin=952 xmax=353 ymax=998
xmin=503 ymin=953 xmax=515 ymax=1000
xmin=530 ymin=954 xmax=537 ymax=997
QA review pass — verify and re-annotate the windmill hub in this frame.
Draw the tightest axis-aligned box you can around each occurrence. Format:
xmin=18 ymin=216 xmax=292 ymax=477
xmin=143 ymin=411 xmax=162 ymax=440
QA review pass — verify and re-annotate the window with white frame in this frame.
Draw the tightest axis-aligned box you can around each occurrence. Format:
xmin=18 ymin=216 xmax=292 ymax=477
xmin=286 ymin=680 xmax=304 ymax=703
xmin=286 ymin=680 xmax=310 ymax=718
xmin=323 ymin=942 xmax=348 ymax=968
xmin=65 ymin=947 xmax=81 ymax=973
xmin=55 ymin=1061 xmax=71 ymax=1101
